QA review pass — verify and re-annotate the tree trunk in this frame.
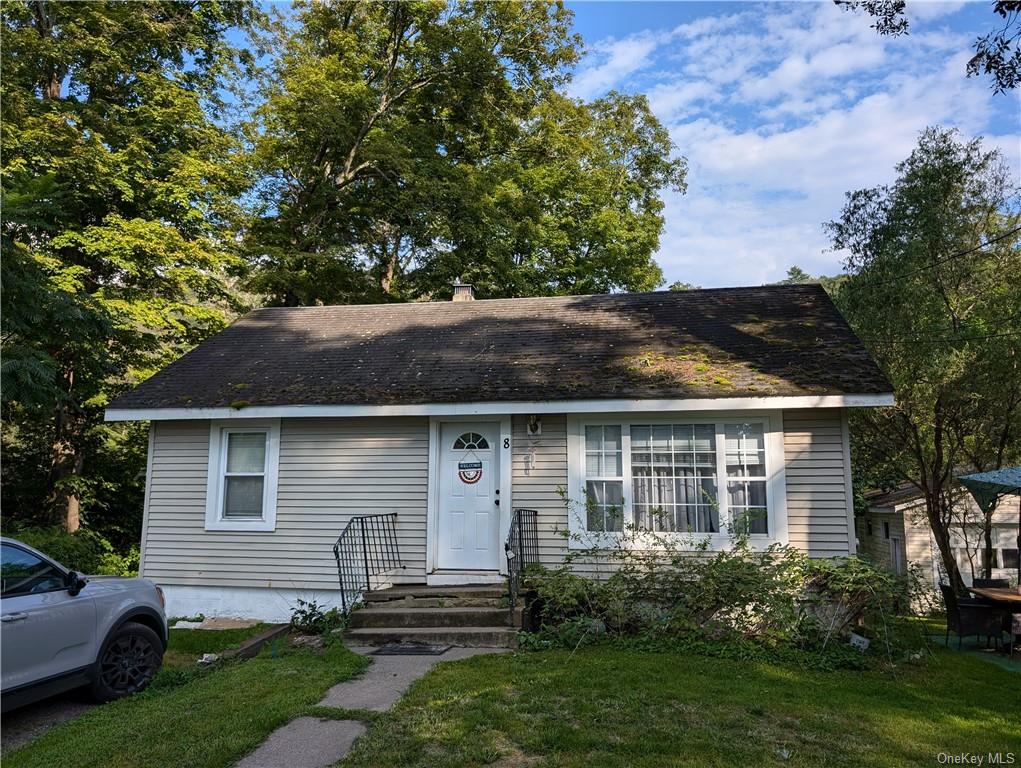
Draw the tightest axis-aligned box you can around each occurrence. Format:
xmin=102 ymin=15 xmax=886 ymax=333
xmin=32 ymin=1 xmax=65 ymax=100
xmin=47 ymin=404 xmax=83 ymax=532
xmin=380 ymin=250 xmax=397 ymax=296
xmin=924 ymin=492 xmax=967 ymax=595
xmin=982 ymin=503 xmax=995 ymax=579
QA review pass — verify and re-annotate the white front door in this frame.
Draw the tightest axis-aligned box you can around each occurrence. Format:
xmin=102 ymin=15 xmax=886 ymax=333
xmin=437 ymin=422 xmax=501 ymax=570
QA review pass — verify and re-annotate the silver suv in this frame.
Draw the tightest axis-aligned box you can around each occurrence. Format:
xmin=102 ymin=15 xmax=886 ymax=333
xmin=1 ymin=537 xmax=167 ymax=711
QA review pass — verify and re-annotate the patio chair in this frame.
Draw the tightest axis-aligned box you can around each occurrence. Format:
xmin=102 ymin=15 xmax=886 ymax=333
xmin=972 ymin=578 xmax=1010 ymax=588
xmin=939 ymin=583 xmax=1005 ymax=650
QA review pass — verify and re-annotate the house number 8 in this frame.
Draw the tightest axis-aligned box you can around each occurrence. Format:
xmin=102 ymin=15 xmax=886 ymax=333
xmin=503 ymin=437 xmax=510 ymax=449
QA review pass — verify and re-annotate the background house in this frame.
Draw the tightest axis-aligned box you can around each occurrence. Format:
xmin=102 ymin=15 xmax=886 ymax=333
xmin=858 ymin=486 xmax=1021 ymax=592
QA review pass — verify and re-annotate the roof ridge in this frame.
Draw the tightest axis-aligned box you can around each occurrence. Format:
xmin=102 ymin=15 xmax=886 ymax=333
xmin=250 ymin=283 xmax=826 ymax=312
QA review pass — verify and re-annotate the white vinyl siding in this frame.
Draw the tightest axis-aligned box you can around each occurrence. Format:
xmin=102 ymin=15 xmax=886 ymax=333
xmin=782 ymin=409 xmax=854 ymax=557
xmin=511 ymin=414 xmax=571 ymax=570
xmin=141 ymin=408 xmax=858 ymax=594
xmin=142 ymin=417 xmax=429 ymax=589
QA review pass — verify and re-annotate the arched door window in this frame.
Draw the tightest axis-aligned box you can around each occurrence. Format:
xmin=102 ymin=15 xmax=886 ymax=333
xmin=453 ymin=432 xmax=489 ymax=450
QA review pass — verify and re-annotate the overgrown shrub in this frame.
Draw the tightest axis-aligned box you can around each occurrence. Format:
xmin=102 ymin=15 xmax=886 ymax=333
xmin=523 ymin=506 xmax=923 ymax=668
xmin=6 ymin=526 xmax=139 ymax=576
xmin=290 ymin=598 xmax=346 ymax=636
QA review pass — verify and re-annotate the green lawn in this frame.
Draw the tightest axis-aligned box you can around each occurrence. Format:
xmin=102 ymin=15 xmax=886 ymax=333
xmin=162 ymin=623 xmax=270 ymax=668
xmin=5 ymin=641 xmax=368 ymax=768
xmin=341 ymin=647 xmax=1021 ymax=768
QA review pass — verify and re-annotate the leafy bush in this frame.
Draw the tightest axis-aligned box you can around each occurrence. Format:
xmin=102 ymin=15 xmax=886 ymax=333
xmin=523 ymin=507 xmax=923 ymax=668
xmin=290 ymin=598 xmax=346 ymax=635
xmin=6 ymin=526 xmax=139 ymax=576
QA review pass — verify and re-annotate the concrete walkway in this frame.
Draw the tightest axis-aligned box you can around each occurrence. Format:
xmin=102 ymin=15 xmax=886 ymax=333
xmin=235 ymin=646 xmax=504 ymax=768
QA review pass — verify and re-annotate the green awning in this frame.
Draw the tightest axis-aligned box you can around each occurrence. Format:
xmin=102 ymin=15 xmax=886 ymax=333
xmin=959 ymin=467 xmax=1021 ymax=584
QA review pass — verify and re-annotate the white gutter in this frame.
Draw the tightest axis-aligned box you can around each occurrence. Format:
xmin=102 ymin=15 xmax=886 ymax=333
xmin=105 ymin=393 xmax=895 ymax=422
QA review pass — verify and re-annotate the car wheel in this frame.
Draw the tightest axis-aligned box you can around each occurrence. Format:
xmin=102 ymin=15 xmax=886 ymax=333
xmin=90 ymin=622 xmax=164 ymax=702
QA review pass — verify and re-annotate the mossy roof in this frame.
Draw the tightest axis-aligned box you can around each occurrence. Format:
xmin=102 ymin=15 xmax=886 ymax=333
xmin=109 ymin=284 xmax=892 ymax=410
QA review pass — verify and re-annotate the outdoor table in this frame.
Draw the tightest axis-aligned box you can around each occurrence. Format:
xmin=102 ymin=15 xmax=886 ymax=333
xmin=969 ymin=587 xmax=1021 ymax=657
xmin=968 ymin=587 xmax=1021 ymax=607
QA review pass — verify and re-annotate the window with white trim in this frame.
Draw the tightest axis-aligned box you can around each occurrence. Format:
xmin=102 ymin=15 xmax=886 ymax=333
xmin=223 ymin=432 xmax=268 ymax=519
xmin=571 ymin=415 xmax=785 ymax=546
xmin=632 ymin=424 xmax=718 ymax=533
xmin=585 ymin=425 xmax=624 ymax=531
xmin=205 ymin=420 xmax=280 ymax=531
xmin=725 ymin=423 xmax=768 ymax=534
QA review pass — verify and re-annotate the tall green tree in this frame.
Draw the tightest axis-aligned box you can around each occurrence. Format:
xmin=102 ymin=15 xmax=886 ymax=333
xmin=248 ymin=0 xmax=685 ymax=305
xmin=775 ymin=265 xmax=846 ymax=295
xmin=828 ymin=127 xmax=1021 ymax=592
xmin=1 ymin=1 xmax=261 ymax=532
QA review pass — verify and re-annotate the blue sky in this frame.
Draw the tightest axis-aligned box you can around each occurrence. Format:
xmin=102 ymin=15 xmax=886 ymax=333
xmin=563 ymin=1 xmax=1020 ymax=287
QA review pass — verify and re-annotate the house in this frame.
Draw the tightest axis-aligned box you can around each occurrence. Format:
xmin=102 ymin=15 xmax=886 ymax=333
xmin=858 ymin=485 xmax=1021 ymax=590
xmin=105 ymin=284 xmax=894 ymax=622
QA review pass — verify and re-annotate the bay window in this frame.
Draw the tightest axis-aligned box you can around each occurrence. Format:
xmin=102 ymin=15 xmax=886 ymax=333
xmin=571 ymin=414 xmax=786 ymax=547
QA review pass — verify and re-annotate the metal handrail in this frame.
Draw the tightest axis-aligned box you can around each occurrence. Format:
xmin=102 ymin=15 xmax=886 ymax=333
xmin=333 ymin=513 xmax=404 ymax=614
xmin=505 ymin=508 xmax=539 ymax=627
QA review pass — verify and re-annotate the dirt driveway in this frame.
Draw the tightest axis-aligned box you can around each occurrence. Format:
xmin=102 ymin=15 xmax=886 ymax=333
xmin=1 ymin=692 xmax=96 ymax=755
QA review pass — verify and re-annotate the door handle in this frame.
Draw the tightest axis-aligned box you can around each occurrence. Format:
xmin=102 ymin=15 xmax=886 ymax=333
xmin=494 ymin=499 xmax=500 ymax=506
xmin=1 ymin=613 xmax=28 ymax=623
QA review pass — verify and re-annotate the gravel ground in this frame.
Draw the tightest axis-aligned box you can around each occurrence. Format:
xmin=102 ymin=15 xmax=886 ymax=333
xmin=1 ymin=691 xmax=97 ymax=755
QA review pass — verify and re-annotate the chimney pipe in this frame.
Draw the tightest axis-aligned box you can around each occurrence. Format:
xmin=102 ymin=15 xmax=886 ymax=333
xmin=451 ymin=278 xmax=475 ymax=302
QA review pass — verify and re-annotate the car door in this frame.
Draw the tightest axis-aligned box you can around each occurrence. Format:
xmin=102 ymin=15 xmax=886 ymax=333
xmin=1 ymin=543 xmax=96 ymax=692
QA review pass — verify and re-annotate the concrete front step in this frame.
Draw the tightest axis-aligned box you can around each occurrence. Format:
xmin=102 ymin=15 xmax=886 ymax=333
xmin=367 ymin=596 xmax=506 ymax=609
xmin=363 ymin=584 xmax=507 ymax=602
xmin=349 ymin=606 xmax=518 ymax=629
xmin=345 ymin=626 xmax=518 ymax=648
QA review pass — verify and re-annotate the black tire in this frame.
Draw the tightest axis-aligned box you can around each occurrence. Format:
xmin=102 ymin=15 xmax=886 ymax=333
xmin=89 ymin=621 xmax=164 ymax=702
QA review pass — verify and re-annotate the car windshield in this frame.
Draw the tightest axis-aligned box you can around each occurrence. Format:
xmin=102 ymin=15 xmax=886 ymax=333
xmin=1 ymin=544 xmax=66 ymax=597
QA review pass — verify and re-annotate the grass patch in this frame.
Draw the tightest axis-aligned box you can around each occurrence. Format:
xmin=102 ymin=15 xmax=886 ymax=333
xmin=342 ymin=647 xmax=1021 ymax=768
xmin=5 ymin=642 xmax=368 ymax=768
xmin=162 ymin=624 xmax=270 ymax=669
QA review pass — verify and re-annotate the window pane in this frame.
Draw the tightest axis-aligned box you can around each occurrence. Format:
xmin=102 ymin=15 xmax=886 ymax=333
xmin=586 ymin=480 xmax=623 ymax=532
xmin=728 ymin=480 xmax=767 ymax=534
xmin=692 ymin=424 xmax=715 ymax=452
xmin=226 ymin=432 xmax=267 ymax=473
xmin=584 ymin=425 xmax=621 ymax=477
xmin=725 ymin=423 xmax=765 ymax=477
xmin=1001 ymin=548 xmax=1019 ymax=570
xmin=224 ymin=476 xmax=265 ymax=518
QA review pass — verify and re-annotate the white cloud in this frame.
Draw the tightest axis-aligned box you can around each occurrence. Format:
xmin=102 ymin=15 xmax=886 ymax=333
xmin=645 ymin=80 xmax=717 ymax=120
xmin=569 ymin=32 xmax=663 ymax=100
xmin=908 ymin=2 xmax=967 ymax=22
xmin=570 ymin=1 xmax=1016 ymax=287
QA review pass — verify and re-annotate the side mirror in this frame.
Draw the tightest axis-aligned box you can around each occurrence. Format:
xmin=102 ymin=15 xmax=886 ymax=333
xmin=65 ymin=571 xmax=88 ymax=597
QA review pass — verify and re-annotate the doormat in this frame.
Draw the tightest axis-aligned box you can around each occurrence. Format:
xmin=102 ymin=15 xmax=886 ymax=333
xmin=370 ymin=644 xmax=452 ymax=656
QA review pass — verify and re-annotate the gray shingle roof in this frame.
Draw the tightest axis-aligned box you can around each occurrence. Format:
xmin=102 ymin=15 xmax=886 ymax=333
xmin=108 ymin=285 xmax=892 ymax=410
